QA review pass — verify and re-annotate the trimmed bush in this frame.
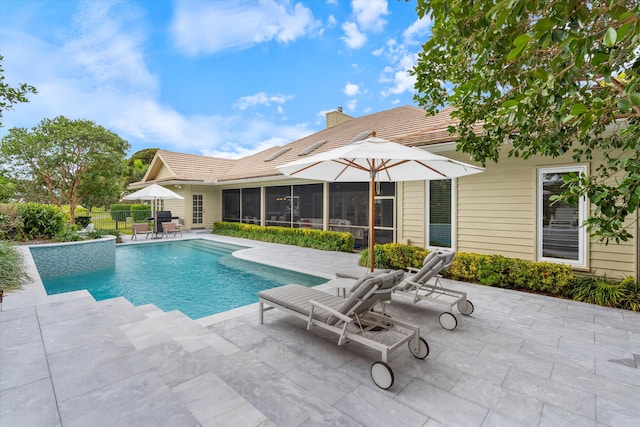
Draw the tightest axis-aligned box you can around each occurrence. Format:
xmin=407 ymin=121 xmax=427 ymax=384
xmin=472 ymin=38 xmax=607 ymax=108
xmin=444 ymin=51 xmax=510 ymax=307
xmin=359 ymin=243 xmax=575 ymax=297
xmin=358 ymin=244 xmax=429 ymax=270
xmin=212 ymin=221 xmax=354 ymax=252
xmin=130 ymin=204 xmax=152 ymax=222
xmin=0 ymin=241 xmax=29 ymax=292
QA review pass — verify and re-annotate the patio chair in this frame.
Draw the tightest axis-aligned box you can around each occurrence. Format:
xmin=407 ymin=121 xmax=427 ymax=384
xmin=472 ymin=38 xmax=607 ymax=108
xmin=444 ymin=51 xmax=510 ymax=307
xmin=132 ymin=223 xmax=153 ymax=240
xmin=395 ymin=250 xmax=474 ymax=331
xmin=162 ymin=222 xmax=182 ymax=238
xmin=258 ymin=270 xmax=429 ymax=390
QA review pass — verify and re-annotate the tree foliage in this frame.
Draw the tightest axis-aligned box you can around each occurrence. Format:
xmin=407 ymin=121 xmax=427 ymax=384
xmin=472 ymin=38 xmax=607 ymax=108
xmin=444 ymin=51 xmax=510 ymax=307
xmin=124 ymin=148 xmax=158 ymax=185
xmin=0 ymin=55 xmax=37 ymax=128
xmin=0 ymin=116 xmax=130 ymax=223
xmin=412 ymin=0 xmax=640 ymax=242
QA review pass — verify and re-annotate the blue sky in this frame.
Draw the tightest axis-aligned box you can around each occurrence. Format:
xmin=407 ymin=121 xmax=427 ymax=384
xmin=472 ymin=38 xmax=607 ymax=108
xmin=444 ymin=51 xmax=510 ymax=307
xmin=0 ymin=0 xmax=431 ymax=158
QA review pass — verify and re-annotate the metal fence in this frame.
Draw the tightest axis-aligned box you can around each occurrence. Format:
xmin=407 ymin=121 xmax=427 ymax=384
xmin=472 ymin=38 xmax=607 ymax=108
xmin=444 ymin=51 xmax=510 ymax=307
xmin=77 ymin=210 xmax=144 ymax=231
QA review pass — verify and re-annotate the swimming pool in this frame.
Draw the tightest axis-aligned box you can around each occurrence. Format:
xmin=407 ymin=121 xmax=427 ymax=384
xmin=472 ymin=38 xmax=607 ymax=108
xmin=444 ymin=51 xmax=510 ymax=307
xmin=34 ymin=239 xmax=326 ymax=319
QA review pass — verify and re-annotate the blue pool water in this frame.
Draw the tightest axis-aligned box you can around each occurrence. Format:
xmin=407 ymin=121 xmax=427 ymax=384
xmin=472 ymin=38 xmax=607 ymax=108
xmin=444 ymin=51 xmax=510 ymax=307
xmin=37 ymin=239 xmax=326 ymax=319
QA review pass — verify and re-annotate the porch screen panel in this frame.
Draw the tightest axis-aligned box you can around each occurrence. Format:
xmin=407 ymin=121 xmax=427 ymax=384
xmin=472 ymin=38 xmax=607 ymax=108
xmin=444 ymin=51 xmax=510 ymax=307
xmin=265 ymin=186 xmax=292 ymax=227
xmin=293 ymin=184 xmax=323 ymax=228
xmin=222 ymin=189 xmax=240 ymax=222
xmin=328 ymin=182 xmax=369 ymax=226
xmin=429 ymin=180 xmax=452 ymax=247
xmin=241 ymin=187 xmax=260 ymax=223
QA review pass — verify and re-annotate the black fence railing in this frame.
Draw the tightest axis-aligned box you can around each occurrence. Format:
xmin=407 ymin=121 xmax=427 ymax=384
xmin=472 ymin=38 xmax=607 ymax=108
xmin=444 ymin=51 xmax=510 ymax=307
xmin=77 ymin=210 xmax=141 ymax=231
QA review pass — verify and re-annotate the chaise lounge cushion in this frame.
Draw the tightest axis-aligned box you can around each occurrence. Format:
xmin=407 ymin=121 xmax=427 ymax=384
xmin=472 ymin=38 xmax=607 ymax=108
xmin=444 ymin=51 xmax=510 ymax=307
xmin=259 ymin=285 xmax=345 ymax=323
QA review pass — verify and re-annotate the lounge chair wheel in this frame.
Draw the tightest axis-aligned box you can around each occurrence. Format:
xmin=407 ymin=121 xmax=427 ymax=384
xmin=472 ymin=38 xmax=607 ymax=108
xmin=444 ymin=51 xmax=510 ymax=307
xmin=457 ymin=300 xmax=474 ymax=316
xmin=408 ymin=337 xmax=429 ymax=359
xmin=439 ymin=312 xmax=457 ymax=330
xmin=370 ymin=361 xmax=394 ymax=390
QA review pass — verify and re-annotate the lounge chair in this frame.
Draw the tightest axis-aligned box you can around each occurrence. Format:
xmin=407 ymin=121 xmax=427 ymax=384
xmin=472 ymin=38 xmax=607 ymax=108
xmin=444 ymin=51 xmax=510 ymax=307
xmin=162 ymin=222 xmax=182 ymax=238
xmin=395 ymin=251 xmax=474 ymax=331
xmin=258 ymin=270 xmax=430 ymax=390
xmin=132 ymin=223 xmax=153 ymax=240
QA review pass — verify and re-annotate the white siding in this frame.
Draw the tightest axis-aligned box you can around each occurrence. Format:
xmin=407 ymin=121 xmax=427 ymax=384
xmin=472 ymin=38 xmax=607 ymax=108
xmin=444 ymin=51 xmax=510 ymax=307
xmin=398 ymin=181 xmax=426 ymax=247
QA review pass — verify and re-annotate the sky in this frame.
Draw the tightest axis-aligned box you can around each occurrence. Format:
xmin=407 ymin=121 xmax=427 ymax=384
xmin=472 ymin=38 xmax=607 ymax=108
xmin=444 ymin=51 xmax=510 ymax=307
xmin=0 ymin=0 xmax=432 ymax=158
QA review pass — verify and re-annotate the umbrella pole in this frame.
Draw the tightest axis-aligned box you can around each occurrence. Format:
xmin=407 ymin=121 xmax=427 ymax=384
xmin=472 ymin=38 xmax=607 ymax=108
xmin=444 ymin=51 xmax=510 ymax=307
xmin=369 ymin=171 xmax=375 ymax=272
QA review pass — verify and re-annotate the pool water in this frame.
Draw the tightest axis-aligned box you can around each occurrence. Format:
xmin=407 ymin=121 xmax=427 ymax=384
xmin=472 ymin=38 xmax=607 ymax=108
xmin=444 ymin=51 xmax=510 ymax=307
xmin=39 ymin=239 xmax=326 ymax=319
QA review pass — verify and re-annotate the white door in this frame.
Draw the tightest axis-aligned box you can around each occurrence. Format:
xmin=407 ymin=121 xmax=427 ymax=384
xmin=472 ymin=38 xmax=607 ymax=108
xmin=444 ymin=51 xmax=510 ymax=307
xmin=192 ymin=194 xmax=204 ymax=228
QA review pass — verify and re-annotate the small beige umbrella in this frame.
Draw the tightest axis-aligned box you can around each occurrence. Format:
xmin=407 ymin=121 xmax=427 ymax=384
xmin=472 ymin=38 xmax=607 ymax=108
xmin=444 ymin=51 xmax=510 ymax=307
xmin=277 ymin=135 xmax=484 ymax=271
xmin=123 ymin=184 xmax=184 ymax=233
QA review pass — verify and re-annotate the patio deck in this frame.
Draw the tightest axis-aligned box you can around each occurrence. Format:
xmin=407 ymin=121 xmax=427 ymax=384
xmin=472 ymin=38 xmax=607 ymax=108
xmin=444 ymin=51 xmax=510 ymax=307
xmin=1 ymin=231 xmax=639 ymax=426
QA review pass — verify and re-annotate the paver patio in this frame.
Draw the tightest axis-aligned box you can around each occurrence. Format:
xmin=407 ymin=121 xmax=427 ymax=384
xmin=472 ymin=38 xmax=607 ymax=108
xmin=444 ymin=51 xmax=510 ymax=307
xmin=1 ymin=232 xmax=639 ymax=426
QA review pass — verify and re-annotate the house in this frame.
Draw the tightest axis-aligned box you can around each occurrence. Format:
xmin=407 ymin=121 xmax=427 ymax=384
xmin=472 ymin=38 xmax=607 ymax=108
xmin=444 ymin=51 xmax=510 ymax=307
xmin=131 ymin=106 xmax=639 ymax=280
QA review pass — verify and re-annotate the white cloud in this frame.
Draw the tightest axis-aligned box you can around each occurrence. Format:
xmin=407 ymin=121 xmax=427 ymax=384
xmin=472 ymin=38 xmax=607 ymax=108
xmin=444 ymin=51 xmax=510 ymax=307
xmin=343 ymin=83 xmax=360 ymax=96
xmin=375 ymin=34 xmax=421 ymax=97
xmin=233 ymin=92 xmax=294 ymax=110
xmin=341 ymin=21 xmax=366 ymax=49
xmin=403 ymin=16 xmax=432 ymax=44
xmin=352 ymin=0 xmax=388 ymax=32
xmin=327 ymin=14 xmax=337 ymax=29
xmin=170 ymin=0 xmax=322 ymax=56
xmin=346 ymin=99 xmax=358 ymax=112
xmin=381 ymin=68 xmax=416 ymax=97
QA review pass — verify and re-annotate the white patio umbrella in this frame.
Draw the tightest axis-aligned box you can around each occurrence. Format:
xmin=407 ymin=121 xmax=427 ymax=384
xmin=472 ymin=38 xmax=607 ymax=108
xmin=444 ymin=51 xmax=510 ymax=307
xmin=123 ymin=184 xmax=184 ymax=233
xmin=277 ymin=136 xmax=485 ymax=271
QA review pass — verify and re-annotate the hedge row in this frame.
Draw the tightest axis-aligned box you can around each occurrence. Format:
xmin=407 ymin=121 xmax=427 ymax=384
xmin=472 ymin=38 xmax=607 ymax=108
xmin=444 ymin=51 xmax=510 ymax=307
xmin=212 ymin=221 xmax=354 ymax=252
xmin=359 ymin=243 xmax=639 ymax=311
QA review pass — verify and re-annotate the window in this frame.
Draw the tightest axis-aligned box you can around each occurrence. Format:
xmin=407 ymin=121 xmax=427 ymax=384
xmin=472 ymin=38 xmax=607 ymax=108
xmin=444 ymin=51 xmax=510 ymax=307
xmin=427 ymin=179 xmax=453 ymax=248
xmin=538 ymin=166 xmax=586 ymax=266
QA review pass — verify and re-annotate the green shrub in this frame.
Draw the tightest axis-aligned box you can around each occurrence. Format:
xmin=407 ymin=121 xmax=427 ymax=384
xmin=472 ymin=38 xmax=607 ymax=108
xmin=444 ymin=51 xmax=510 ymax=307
xmin=620 ymin=277 xmax=640 ymax=312
xmin=18 ymin=203 xmax=66 ymax=240
xmin=109 ymin=204 xmax=131 ymax=221
xmin=359 ymin=243 xmax=428 ymax=269
xmin=0 ymin=241 xmax=29 ymax=292
xmin=75 ymin=216 xmax=92 ymax=228
xmin=212 ymin=221 xmax=354 ymax=252
xmin=442 ymin=252 xmax=485 ymax=282
xmin=360 ymin=244 xmax=575 ymax=297
xmin=0 ymin=203 xmax=21 ymax=239
xmin=130 ymin=204 xmax=151 ymax=222
xmin=570 ymin=275 xmax=625 ymax=307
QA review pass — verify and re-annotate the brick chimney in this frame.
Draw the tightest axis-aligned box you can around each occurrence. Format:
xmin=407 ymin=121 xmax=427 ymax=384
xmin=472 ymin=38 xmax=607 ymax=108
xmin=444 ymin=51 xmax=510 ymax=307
xmin=325 ymin=107 xmax=353 ymax=128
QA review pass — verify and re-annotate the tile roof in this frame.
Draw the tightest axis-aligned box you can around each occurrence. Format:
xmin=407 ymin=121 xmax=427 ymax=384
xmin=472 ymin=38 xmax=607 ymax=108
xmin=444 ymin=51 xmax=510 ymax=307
xmin=141 ymin=105 xmax=465 ymax=184
xmin=139 ymin=150 xmax=237 ymax=184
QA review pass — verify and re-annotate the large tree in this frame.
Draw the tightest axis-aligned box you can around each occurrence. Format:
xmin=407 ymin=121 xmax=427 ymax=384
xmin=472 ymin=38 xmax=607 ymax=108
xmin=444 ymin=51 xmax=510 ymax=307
xmin=412 ymin=0 xmax=640 ymax=242
xmin=0 ymin=55 xmax=37 ymax=128
xmin=1 ymin=116 xmax=130 ymax=223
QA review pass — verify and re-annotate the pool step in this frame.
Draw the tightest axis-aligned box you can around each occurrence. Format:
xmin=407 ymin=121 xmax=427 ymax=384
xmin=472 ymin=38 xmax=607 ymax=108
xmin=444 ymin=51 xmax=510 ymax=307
xmin=181 ymin=238 xmax=247 ymax=253
xmin=176 ymin=239 xmax=238 ymax=257
xmin=2 ymin=289 xmax=269 ymax=426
